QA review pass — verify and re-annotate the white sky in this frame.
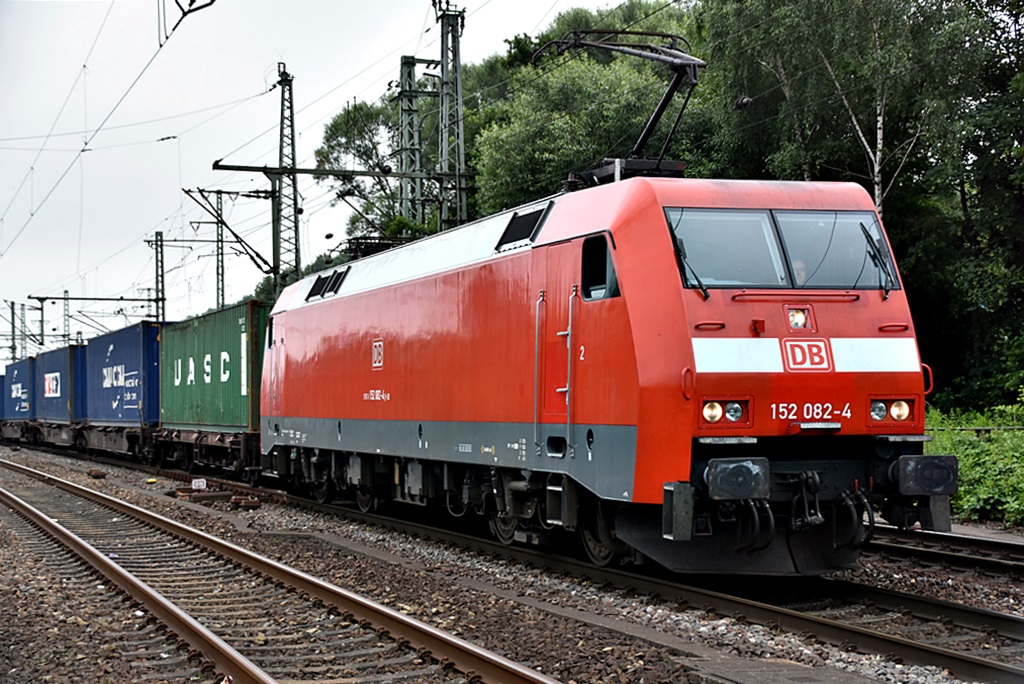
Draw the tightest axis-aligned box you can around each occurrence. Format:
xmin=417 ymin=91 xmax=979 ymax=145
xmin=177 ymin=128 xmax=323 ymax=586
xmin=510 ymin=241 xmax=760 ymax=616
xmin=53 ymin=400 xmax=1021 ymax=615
xmin=0 ymin=0 xmax=613 ymax=362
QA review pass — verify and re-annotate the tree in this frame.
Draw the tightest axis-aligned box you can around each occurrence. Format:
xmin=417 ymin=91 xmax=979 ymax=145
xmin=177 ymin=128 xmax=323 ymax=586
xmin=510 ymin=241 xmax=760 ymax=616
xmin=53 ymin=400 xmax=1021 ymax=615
xmin=696 ymin=0 xmax=978 ymax=215
xmin=472 ymin=56 xmax=671 ymax=213
xmin=313 ymin=100 xmax=411 ymax=238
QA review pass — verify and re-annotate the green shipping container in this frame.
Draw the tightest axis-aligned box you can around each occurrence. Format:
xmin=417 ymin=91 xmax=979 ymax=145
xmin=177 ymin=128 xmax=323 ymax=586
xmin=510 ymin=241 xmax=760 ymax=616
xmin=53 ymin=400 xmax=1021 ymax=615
xmin=160 ymin=300 xmax=269 ymax=432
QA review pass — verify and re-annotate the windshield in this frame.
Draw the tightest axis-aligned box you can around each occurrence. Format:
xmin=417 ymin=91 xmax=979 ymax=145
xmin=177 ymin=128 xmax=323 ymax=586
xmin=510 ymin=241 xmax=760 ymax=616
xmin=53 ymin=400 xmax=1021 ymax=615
xmin=665 ymin=207 xmax=899 ymax=291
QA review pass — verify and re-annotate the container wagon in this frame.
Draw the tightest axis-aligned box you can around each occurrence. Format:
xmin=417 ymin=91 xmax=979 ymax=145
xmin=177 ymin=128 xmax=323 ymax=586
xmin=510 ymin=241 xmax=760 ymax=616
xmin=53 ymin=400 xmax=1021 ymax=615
xmin=81 ymin=321 xmax=163 ymax=457
xmin=1 ymin=357 xmax=36 ymax=442
xmin=156 ymin=300 xmax=268 ymax=476
xmin=33 ymin=345 xmax=88 ymax=447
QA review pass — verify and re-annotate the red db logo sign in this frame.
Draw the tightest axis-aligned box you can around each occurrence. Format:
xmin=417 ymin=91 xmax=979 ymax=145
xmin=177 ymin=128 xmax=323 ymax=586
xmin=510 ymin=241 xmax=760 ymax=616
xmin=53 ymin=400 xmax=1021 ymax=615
xmin=371 ymin=339 xmax=384 ymax=370
xmin=782 ymin=339 xmax=833 ymax=372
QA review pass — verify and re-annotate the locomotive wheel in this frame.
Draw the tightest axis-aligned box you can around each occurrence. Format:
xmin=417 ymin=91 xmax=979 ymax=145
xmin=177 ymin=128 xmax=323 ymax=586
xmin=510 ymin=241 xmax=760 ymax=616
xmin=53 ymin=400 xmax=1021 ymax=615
xmin=488 ymin=512 xmax=518 ymax=545
xmin=580 ymin=525 xmax=615 ymax=566
xmin=354 ymin=487 xmax=375 ymax=513
xmin=579 ymin=502 xmax=624 ymax=567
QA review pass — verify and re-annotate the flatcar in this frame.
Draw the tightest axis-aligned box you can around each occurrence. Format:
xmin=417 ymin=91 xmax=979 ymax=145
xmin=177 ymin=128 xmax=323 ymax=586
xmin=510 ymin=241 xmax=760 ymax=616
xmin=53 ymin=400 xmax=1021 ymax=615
xmin=259 ymin=174 xmax=958 ymax=575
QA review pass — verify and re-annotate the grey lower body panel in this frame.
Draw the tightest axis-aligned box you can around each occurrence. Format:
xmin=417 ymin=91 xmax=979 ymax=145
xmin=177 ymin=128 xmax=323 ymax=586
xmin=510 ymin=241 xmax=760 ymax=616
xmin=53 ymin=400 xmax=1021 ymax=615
xmin=263 ymin=415 xmax=639 ymax=502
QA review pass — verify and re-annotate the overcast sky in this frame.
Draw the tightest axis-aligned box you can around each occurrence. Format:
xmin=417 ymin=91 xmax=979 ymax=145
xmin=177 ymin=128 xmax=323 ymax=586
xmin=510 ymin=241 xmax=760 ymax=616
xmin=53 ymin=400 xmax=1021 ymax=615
xmin=0 ymin=0 xmax=611 ymax=363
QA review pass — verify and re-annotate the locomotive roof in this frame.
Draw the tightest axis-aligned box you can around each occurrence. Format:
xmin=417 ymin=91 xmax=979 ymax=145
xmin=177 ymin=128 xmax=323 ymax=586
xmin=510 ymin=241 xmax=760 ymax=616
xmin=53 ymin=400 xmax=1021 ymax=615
xmin=273 ymin=176 xmax=875 ymax=315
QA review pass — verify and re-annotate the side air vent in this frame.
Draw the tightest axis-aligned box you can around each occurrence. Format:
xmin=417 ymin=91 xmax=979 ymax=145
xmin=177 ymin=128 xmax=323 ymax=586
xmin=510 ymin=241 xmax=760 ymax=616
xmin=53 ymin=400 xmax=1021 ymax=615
xmin=495 ymin=203 xmax=551 ymax=252
xmin=305 ymin=267 xmax=349 ymax=301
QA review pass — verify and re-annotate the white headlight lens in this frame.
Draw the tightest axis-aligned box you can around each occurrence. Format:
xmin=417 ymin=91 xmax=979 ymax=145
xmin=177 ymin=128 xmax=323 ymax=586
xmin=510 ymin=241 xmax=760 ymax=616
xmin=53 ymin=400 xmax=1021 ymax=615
xmin=724 ymin=402 xmax=743 ymax=422
xmin=890 ymin=400 xmax=911 ymax=421
xmin=870 ymin=401 xmax=887 ymax=421
xmin=703 ymin=402 xmax=723 ymax=423
xmin=788 ymin=308 xmax=809 ymax=328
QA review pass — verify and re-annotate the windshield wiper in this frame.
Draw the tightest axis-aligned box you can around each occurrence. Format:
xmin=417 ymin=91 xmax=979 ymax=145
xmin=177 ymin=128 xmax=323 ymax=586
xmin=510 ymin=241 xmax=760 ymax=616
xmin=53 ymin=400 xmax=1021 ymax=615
xmin=860 ymin=222 xmax=895 ymax=299
xmin=670 ymin=225 xmax=710 ymax=300
xmin=683 ymin=257 xmax=710 ymax=300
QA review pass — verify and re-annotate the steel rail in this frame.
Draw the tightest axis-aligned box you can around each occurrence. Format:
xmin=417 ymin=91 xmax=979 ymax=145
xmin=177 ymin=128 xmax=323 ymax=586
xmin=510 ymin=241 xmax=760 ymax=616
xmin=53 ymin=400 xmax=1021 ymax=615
xmin=0 ymin=483 xmax=277 ymax=684
xmin=496 ymin=547 xmax=1024 ymax=684
xmin=313 ymin=497 xmax=1024 ymax=684
xmin=0 ymin=458 xmax=561 ymax=684
xmin=11 ymin=451 xmax=1024 ymax=683
xmin=871 ymin=525 xmax=1024 ymax=574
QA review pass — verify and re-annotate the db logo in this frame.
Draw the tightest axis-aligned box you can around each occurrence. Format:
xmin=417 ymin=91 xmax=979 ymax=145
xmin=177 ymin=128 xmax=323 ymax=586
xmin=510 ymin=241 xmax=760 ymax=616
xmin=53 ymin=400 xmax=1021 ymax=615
xmin=371 ymin=338 xmax=384 ymax=370
xmin=782 ymin=339 xmax=833 ymax=372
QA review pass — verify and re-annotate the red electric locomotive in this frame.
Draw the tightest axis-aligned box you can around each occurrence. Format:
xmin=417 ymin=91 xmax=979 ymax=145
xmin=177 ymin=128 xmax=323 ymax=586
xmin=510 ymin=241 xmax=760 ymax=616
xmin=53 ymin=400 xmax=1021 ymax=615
xmin=259 ymin=170 xmax=957 ymax=575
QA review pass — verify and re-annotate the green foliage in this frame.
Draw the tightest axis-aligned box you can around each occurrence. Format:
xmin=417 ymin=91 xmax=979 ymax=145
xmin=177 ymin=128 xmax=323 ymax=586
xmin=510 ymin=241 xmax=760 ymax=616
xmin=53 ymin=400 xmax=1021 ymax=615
xmin=313 ymin=99 xmax=404 ymax=238
xmin=473 ymin=56 xmax=667 ymax=213
xmin=927 ymin=407 xmax=1024 ymax=526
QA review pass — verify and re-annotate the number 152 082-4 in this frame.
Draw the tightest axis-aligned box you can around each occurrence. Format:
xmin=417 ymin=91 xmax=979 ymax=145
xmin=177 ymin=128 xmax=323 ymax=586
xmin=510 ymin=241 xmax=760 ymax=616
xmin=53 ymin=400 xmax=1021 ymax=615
xmin=771 ymin=402 xmax=851 ymax=421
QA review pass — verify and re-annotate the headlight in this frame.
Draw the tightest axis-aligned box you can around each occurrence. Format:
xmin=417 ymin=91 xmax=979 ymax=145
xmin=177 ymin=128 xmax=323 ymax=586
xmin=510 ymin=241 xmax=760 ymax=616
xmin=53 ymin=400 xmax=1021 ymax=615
xmin=703 ymin=402 xmax=723 ymax=423
xmin=788 ymin=308 xmax=809 ymax=329
xmin=890 ymin=400 xmax=911 ymax=421
xmin=870 ymin=399 xmax=913 ymax=422
xmin=724 ymin=401 xmax=743 ymax=422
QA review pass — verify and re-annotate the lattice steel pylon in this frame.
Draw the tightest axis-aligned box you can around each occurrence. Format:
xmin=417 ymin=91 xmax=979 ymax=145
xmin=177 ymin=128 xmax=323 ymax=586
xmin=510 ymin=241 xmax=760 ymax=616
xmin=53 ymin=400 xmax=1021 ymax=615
xmin=435 ymin=0 xmax=467 ymax=230
xmin=215 ymin=191 xmax=225 ymax=308
xmin=154 ymin=231 xmax=165 ymax=322
xmin=277 ymin=63 xmax=301 ymax=283
xmin=398 ymin=56 xmax=437 ymax=226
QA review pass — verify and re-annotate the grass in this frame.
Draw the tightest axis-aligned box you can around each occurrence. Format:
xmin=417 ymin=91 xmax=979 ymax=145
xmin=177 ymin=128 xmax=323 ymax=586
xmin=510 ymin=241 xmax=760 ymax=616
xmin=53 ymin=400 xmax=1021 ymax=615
xmin=926 ymin=406 xmax=1024 ymax=527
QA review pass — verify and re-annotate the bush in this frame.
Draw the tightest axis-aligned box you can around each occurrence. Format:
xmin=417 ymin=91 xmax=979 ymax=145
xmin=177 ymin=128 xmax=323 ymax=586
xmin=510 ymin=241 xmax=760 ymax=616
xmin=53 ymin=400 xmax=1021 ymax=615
xmin=926 ymin=406 xmax=1024 ymax=526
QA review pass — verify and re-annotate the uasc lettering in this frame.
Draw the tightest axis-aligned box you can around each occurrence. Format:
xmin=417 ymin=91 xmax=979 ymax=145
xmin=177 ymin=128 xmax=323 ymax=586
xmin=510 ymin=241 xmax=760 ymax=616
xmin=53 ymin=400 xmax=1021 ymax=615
xmin=174 ymin=351 xmax=232 ymax=386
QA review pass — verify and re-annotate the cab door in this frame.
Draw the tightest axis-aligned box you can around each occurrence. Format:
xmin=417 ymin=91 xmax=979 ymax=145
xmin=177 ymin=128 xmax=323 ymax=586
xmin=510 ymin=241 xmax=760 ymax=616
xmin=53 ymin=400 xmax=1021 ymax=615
xmin=532 ymin=240 xmax=581 ymax=458
xmin=534 ymin=234 xmax=632 ymax=459
xmin=263 ymin=315 xmax=283 ymax=424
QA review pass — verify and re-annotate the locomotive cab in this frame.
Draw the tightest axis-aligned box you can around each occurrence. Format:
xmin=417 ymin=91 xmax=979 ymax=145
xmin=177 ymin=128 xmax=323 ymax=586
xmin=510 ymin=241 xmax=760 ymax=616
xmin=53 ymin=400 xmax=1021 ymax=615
xmin=613 ymin=180 xmax=959 ymax=573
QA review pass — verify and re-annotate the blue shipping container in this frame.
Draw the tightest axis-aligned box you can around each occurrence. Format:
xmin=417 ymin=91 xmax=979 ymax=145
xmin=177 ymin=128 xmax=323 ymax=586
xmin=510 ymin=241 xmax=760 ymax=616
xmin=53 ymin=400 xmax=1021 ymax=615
xmin=3 ymin=358 xmax=36 ymax=420
xmin=85 ymin=322 xmax=161 ymax=426
xmin=35 ymin=346 xmax=87 ymax=424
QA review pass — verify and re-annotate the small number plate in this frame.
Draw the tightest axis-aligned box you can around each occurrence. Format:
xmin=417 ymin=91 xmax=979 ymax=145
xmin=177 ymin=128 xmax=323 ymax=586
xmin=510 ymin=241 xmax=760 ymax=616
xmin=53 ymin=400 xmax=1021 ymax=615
xmin=771 ymin=402 xmax=851 ymax=421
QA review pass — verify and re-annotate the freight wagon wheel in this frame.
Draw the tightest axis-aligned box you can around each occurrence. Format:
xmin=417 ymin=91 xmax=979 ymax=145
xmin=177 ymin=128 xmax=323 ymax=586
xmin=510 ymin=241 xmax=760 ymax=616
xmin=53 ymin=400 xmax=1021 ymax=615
xmin=488 ymin=512 xmax=518 ymax=545
xmin=312 ymin=479 xmax=334 ymax=505
xmin=354 ymin=487 xmax=375 ymax=513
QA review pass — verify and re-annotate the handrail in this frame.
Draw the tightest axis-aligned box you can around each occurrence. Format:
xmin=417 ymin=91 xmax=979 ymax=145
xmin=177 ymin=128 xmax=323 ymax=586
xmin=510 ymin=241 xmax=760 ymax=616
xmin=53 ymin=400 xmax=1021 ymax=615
xmin=731 ymin=292 xmax=860 ymax=302
xmin=533 ymin=290 xmax=545 ymax=456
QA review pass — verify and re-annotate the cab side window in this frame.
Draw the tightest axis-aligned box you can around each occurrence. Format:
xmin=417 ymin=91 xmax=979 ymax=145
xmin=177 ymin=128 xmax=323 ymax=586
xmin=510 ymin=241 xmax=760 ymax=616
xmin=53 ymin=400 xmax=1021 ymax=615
xmin=581 ymin=234 xmax=620 ymax=301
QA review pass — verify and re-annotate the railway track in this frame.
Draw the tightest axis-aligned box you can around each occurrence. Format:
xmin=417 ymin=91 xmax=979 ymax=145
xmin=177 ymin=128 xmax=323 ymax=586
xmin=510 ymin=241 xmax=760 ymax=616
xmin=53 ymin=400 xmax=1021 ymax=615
xmin=0 ymin=500 xmax=221 ymax=682
xmin=306 ymin=496 xmax=1024 ymax=683
xmin=0 ymin=458 xmax=560 ymax=684
xmin=7 ymin=447 xmax=1024 ymax=683
xmin=870 ymin=525 xmax=1024 ymax=574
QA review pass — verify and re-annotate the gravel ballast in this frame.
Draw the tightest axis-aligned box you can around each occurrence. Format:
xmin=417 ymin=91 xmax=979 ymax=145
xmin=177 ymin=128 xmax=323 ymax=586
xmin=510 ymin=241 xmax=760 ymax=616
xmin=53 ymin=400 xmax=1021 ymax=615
xmin=3 ymin=446 xmax=1018 ymax=684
